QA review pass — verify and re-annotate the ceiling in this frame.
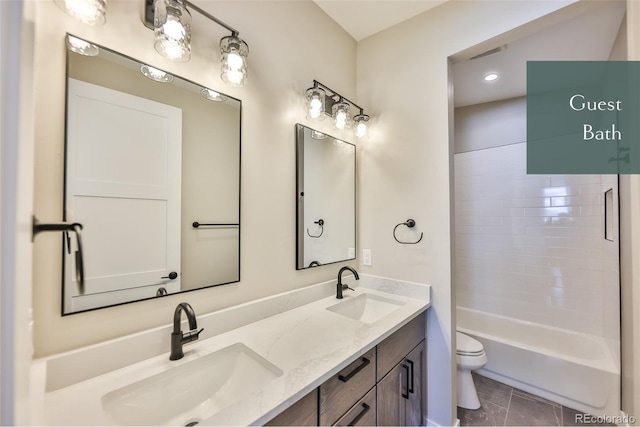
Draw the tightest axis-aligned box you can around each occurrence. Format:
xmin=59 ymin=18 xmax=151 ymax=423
xmin=312 ymin=1 xmax=626 ymax=108
xmin=452 ymin=1 xmax=626 ymax=107
xmin=313 ymin=0 xmax=447 ymax=41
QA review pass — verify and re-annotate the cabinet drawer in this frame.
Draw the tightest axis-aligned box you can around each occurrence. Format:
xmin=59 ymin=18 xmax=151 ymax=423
xmin=265 ymin=389 xmax=317 ymax=426
xmin=320 ymin=348 xmax=376 ymax=426
xmin=334 ymin=387 xmax=376 ymax=426
xmin=377 ymin=312 xmax=425 ymax=380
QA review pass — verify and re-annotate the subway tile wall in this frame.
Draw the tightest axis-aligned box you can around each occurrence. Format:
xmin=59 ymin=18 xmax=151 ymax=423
xmin=454 ymin=142 xmax=619 ymax=342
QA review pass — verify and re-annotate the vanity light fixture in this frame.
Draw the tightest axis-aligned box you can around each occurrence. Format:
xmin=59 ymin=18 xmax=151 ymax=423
xmin=200 ymin=88 xmax=227 ymax=102
xmin=54 ymin=0 xmax=106 ymax=25
xmin=140 ymin=64 xmax=174 ymax=83
xmin=144 ymin=0 xmax=249 ymax=87
xmin=66 ymin=35 xmax=99 ymax=56
xmin=306 ymin=85 xmax=326 ymax=120
xmin=305 ymin=80 xmax=370 ymax=138
xmin=332 ymin=99 xmax=351 ymax=130
xmin=353 ymin=113 xmax=370 ymax=139
xmin=220 ymin=35 xmax=249 ymax=87
xmin=153 ymin=0 xmax=192 ymax=62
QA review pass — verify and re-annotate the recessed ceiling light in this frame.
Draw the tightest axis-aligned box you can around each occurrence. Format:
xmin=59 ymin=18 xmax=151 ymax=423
xmin=484 ymin=73 xmax=499 ymax=82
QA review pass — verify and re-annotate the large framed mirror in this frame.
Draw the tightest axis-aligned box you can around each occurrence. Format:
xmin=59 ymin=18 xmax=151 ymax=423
xmin=296 ymin=124 xmax=356 ymax=269
xmin=62 ymin=35 xmax=241 ymax=314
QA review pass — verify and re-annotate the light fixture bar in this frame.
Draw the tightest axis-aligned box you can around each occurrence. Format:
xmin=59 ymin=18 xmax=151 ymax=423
xmin=182 ymin=0 xmax=238 ymax=36
xmin=144 ymin=0 xmax=239 ymax=37
xmin=312 ymin=79 xmax=365 ymax=115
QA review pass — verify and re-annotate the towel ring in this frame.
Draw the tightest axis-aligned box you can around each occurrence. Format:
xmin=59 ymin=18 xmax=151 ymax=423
xmin=307 ymin=219 xmax=324 ymax=238
xmin=393 ymin=219 xmax=423 ymax=244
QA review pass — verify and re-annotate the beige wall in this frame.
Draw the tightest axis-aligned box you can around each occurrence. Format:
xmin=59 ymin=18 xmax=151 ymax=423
xmin=31 ymin=0 xmax=357 ymax=357
xmin=621 ymin=0 xmax=640 ymax=417
xmin=356 ymin=1 xmax=604 ymax=425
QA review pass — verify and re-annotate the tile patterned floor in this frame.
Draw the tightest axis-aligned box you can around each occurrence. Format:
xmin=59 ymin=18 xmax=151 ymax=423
xmin=457 ymin=373 xmax=615 ymax=426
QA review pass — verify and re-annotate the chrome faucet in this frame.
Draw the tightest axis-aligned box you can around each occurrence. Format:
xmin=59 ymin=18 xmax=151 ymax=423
xmin=170 ymin=302 xmax=203 ymax=360
xmin=337 ymin=266 xmax=359 ymax=299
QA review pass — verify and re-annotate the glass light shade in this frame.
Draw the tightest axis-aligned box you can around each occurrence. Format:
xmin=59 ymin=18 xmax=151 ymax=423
xmin=200 ymin=88 xmax=228 ymax=102
xmin=140 ymin=64 xmax=174 ymax=83
xmin=220 ymin=35 xmax=249 ymax=87
xmin=66 ymin=35 xmax=99 ymax=56
xmin=354 ymin=113 xmax=370 ymax=138
xmin=332 ymin=101 xmax=351 ymax=131
xmin=305 ymin=87 xmax=326 ymax=120
xmin=311 ymin=130 xmax=328 ymax=140
xmin=54 ymin=0 xmax=106 ymax=25
xmin=154 ymin=0 xmax=192 ymax=62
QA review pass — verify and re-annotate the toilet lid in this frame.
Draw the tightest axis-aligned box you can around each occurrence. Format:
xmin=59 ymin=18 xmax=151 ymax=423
xmin=456 ymin=332 xmax=484 ymax=355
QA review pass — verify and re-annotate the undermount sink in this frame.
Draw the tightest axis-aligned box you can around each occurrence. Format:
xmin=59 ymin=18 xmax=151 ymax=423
xmin=101 ymin=343 xmax=282 ymax=426
xmin=326 ymin=293 xmax=406 ymax=323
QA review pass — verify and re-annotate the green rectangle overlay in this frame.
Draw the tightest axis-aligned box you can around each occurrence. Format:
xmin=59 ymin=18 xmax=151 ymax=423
xmin=527 ymin=61 xmax=640 ymax=174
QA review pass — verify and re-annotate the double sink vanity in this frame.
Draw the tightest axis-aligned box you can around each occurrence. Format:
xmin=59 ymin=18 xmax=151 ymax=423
xmin=32 ymin=33 xmax=431 ymax=426
xmin=30 ymin=276 xmax=430 ymax=426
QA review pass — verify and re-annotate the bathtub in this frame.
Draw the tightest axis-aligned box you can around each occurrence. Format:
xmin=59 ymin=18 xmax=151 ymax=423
xmin=457 ymin=307 xmax=620 ymax=417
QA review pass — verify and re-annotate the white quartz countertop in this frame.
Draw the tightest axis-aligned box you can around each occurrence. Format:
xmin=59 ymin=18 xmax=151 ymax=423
xmin=30 ymin=281 xmax=430 ymax=426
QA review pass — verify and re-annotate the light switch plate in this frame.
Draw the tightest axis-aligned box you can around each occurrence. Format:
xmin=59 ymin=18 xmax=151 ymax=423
xmin=348 ymin=247 xmax=355 ymax=258
xmin=363 ymin=249 xmax=372 ymax=266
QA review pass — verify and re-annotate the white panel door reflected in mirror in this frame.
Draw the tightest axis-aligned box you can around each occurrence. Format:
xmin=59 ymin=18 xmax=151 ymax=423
xmin=63 ymin=35 xmax=240 ymax=314
xmin=296 ymin=124 xmax=356 ymax=269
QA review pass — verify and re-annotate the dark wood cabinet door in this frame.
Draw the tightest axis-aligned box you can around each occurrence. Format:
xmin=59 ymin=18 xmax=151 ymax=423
xmin=405 ymin=341 xmax=426 ymax=426
xmin=376 ymin=362 xmax=405 ymax=426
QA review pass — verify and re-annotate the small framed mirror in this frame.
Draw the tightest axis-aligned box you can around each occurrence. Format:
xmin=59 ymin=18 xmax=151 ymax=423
xmin=62 ymin=35 xmax=241 ymax=314
xmin=296 ymin=124 xmax=356 ymax=269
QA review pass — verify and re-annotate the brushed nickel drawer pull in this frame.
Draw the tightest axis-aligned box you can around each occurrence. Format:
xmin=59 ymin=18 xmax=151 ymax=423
xmin=338 ymin=357 xmax=370 ymax=382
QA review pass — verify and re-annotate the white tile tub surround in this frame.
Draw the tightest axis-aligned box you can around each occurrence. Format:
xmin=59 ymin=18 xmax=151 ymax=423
xmin=454 ymin=142 xmax=619 ymax=340
xmin=30 ymin=275 xmax=430 ymax=426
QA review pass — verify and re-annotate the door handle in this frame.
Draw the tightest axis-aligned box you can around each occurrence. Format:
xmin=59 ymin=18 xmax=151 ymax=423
xmin=161 ymin=272 xmax=178 ymax=280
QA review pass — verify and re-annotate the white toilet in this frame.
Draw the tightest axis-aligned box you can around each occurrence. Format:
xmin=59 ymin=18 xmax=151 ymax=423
xmin=456 ymin=331 xmax=488 ymax=410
